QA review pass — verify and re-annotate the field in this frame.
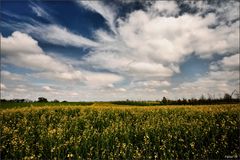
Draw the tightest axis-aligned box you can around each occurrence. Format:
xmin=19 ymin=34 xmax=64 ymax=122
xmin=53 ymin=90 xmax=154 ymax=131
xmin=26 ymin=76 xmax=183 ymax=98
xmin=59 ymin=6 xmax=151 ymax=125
xmin=1 ymin=103 xmax=239 ymax=159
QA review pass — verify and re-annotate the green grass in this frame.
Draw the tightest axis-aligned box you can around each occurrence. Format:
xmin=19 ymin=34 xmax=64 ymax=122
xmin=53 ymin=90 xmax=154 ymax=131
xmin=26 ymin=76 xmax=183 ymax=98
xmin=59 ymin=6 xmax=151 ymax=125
xmin=1 ymin=103 xmax=239 ymax=159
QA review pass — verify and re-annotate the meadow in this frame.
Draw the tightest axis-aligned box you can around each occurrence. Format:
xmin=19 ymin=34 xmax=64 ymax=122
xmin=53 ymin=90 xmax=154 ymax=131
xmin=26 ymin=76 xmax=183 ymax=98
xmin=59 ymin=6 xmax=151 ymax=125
xmin=1 ymin=103 xmax=239 ymax=159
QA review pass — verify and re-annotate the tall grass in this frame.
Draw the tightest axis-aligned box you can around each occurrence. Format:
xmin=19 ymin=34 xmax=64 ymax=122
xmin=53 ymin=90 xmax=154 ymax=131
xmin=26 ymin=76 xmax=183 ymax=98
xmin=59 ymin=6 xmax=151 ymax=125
xmin=1 ymin=104 xmax=239 ymax=159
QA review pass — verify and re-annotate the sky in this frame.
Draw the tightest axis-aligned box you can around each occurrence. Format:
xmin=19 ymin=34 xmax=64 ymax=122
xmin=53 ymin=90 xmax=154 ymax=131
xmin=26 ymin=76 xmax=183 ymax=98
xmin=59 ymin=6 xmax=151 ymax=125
xmin=1 ymin=0 xmax=239 ymax=101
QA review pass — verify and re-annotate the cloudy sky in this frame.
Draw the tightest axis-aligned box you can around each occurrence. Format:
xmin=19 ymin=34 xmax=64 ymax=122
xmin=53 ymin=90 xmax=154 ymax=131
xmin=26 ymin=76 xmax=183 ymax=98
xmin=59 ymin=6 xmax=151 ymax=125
xmin=1 ymin=0 xmax=239 ymax=101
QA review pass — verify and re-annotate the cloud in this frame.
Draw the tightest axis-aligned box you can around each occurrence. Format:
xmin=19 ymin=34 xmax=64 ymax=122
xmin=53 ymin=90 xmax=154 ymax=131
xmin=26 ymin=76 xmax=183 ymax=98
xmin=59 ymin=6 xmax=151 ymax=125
xmin=1 ymin=83 xmax=7 ymax=90
xmin=172 ymin=73 xmax=238 ymax=99
xmin=127 ymin=62 xmax=173 ymax=77
xmin=1 ymin=32 xmax=123 ymax=88
xmin=185 ymin=1 xmax=239 ymax=25
xmin=0 ymin=73 xmax=123 ymax=101
xmin=70 ymin=92 xmax=79 ymax=96
xmin=1 ymin=31 xmax=43 ymax=55
xmin=162 ymin=90 xmax=168 ymax=94
xmin=83 ymin=1 xmax=238 ymax=84
xmin=118 ymin=10 xmax=238 ymax=60
xmin=15 ymin=88 xmax=27 ymax=93
xmin=1 ymin=31 xmax=70 ymax=72
xmin=42 ymin=86 xmax=54 ymax=92
xmin=83 ymin=50 xmax=132 ymax=73
xmin=151 ymin=1 xmax=179 ymax=16
xmin=206 ymin=54 xmax=239 ymax=93
xmin=132 ymin=80 xmax=170 ymax=89
xmin=83 ymin=71 xmax=123 ymax=87
xmin=1 ymin=1 xmax=239 ymax=101
xmin=24 ymin=24 xmax=99 ymax=48
xmin=146 ymin=80 xmax=171 ymax=87
xmin=4 ymin=1 xmax=238 ymax=73
xmin=1 ymin=70 xmax=24 ymax=81
xmin=31 ymin=70 xmax=122 ymax=88
xmin=208 ymin=70 xmax=239 ymax=81
xmin=210 ymin=53 xmax=239 ymax=72
xmin=29 ymin=2 xmax=54 ymax=22
xmin=77 ymin=1 xmax=117 ymax=33
xmin=2 ymin=21 xmax=99 ymax=48
xmin=116 ymin=88 xmax=127 ymax=92
xmin=32 ymin=71 xmax=83 ymax=81
xmin=219 ymin=54 xmax=239 ymax=70
xmin=172 ymin=53 xmax=239 ymax=99
xmin=1 ymin=10 xmax=38 ymax=24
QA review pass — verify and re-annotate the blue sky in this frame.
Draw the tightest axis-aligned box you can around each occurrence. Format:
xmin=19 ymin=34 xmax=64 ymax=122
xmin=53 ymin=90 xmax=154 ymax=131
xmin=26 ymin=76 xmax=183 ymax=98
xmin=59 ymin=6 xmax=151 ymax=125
xmin=1 ymin=0 xmax=239 ymax=101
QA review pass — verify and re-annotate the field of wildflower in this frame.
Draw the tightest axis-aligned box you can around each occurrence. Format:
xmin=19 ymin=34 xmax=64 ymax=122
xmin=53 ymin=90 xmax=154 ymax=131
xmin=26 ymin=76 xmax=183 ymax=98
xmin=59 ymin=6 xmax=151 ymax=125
xmin=1 ymin=103 xmax=239 ymax=159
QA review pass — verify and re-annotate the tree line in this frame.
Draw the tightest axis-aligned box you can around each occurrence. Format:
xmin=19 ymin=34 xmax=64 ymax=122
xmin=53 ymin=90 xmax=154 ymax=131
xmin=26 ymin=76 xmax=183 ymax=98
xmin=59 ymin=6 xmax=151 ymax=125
xmin=0 ymin=97 xmax=62 ymax=103
xmin=113 ymin=92 xmax=240 ymax=106
xmin=0 ymin=91 xmax=239 ymax=105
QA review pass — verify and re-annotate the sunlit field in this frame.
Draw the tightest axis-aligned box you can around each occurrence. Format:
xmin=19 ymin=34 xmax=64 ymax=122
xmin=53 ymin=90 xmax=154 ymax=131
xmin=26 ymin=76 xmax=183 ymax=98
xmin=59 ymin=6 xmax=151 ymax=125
xmin=1 ymin=103 xmax=239 ymax=159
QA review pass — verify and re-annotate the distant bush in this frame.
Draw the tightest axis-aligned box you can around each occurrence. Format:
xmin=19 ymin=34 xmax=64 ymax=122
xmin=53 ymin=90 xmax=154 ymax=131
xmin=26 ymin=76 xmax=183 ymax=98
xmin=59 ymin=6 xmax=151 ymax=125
xmin=38 ymin=97 xmax=48 ymax=102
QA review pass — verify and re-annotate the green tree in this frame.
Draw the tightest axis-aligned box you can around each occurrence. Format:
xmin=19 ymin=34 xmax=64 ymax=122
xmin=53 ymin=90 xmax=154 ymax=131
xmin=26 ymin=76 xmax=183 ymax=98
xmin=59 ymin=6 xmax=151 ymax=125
xmin=38 ymin=97 xmax=48 ymax=102
xmin=223 ymin=93 xmax=231 ymax=100
xmin=162 ymin=97 xmax=167 ymax=104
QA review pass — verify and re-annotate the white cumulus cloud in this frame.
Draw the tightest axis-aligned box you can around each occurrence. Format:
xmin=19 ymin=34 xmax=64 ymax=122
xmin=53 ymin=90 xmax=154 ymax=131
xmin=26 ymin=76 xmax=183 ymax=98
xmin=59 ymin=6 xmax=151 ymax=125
xmin=1 ymin=31 xmax=70 ymax=72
